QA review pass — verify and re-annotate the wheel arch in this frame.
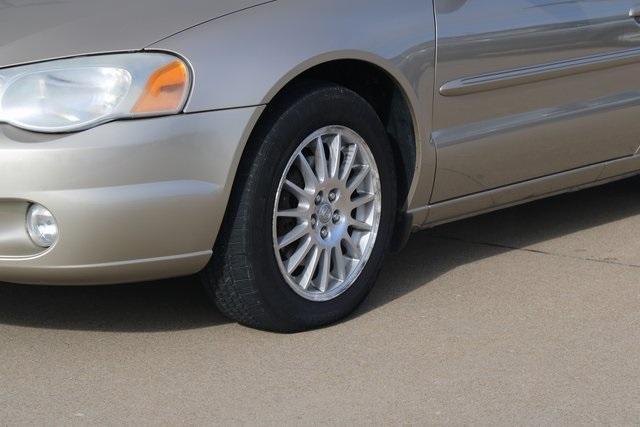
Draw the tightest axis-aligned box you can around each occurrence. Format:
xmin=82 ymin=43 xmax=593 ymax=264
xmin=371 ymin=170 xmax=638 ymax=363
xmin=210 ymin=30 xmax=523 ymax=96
xmin=243 ymin=54 xmax=423 ymax=250
xmin=270 ymin=54 xmax=418 ymax=196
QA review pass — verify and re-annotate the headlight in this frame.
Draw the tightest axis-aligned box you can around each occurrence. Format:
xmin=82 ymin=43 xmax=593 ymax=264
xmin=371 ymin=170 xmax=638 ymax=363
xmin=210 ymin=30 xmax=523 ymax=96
xmin=0 ymin=52 xmax=191 ymax=133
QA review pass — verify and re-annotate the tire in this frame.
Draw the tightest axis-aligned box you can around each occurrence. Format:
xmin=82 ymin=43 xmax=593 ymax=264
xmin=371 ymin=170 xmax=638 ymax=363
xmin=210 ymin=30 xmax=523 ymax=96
xmin=202 ymin=82 xmax=397 ymax=332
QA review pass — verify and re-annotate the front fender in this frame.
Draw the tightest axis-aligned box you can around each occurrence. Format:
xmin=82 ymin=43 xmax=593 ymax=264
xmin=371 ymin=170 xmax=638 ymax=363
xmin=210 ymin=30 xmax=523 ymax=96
xmin=151 ymin=0 xmax=436 ymax=213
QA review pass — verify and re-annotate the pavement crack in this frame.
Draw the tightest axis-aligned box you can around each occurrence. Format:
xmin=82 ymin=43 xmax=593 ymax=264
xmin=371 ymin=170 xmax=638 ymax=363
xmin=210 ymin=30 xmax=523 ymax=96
xmin=432 ymin=235 xmax=640 ymax=269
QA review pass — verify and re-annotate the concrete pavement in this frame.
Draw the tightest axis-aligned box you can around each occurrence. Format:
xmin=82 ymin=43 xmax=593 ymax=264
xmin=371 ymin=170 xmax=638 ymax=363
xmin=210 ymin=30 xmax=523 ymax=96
xmin=1 ymin=178 xmax=640 ymax=425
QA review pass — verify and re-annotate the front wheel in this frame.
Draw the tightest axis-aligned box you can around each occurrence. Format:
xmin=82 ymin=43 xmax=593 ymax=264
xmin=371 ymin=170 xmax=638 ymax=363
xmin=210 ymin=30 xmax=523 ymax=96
xmin=202 ymin=83 xmax=397 ymax=332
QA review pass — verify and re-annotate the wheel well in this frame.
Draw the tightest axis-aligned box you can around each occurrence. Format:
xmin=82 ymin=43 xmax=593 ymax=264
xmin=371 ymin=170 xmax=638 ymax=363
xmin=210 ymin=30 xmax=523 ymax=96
xmin=226 ymin=60 xmax=418 ymax=253
xmin=269 ymin=59 xmax=417 ymax=212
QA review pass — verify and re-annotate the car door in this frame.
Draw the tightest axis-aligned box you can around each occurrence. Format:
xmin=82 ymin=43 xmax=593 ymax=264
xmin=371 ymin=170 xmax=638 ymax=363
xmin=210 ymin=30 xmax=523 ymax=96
xmin=431 ymin=0 xmax=640 ymax=202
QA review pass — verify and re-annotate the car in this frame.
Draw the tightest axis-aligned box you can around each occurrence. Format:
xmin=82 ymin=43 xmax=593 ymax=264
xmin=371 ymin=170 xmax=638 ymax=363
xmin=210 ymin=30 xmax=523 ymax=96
xmin=1 ymin=0 xmax=640 ymax=332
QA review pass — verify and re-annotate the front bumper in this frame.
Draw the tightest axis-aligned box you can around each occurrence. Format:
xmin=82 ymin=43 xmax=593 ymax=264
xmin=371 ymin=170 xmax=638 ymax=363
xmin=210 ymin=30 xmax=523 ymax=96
xmin=0 ymin=107 xmax=262 ymax=285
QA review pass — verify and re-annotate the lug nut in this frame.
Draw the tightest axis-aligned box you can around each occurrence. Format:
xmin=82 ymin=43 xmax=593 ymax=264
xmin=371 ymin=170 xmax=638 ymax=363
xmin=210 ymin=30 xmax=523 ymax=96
xmin=321 ymin=227 xmax=329 ymax=238
xmin=332 ymin=212 xmax=341 ymax=224
xmin=328 ymin=191 xmax=337 ymax=202
xmin=315 ymin=194 xmax=322 ymax=205
xmin=310 ymin=216 xmax=317 ymax=228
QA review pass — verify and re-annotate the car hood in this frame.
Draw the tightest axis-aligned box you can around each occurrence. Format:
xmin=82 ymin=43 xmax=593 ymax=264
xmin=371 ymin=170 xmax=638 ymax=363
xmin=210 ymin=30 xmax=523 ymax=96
xmin=0 ymin=0 xmax=270 ymax=68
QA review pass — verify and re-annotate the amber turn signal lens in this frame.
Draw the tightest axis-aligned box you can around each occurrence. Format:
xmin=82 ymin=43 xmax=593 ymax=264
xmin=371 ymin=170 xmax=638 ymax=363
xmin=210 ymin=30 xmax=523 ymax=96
xmin=132 ymin=60 xmax=189 ymax=114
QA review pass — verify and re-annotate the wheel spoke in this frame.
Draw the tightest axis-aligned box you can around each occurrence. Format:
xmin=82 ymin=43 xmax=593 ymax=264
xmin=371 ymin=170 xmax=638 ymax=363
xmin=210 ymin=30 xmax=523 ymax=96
xmin=340 ymin=144 xmax=358 ymax=182
xmin=299 ymin=245 xmax=321 ymax=290
xmin=314 ymin=136 xmax=328 ymax=183
xmin=349 ymin=217 xmax=373 ymax=231
xmin=284 ymin=180 xmax=310 ymax=203
xmin=296 ymin=153 xmax=319 ymax=190
xmin=342 ymin=234 xmax=362 ymax=260
xmin=351 ymin=192 xmax=376 ymax=209
xmin=317 ymin=249 xmax=332 ymax=292
xmin=332 ymin=245 xmax=347 ymax=280
xmin=348 ymin=165 xmax=370 ymax=193
xmin=286 ymin=236 xmax=314 ymax=274
xmin=329 ymin=133 xmax=342 ymax=179
xmin=277 ymin=223 xmax=308 ymax=249
xmin=277 ymin=207 xmax=308 ymax=219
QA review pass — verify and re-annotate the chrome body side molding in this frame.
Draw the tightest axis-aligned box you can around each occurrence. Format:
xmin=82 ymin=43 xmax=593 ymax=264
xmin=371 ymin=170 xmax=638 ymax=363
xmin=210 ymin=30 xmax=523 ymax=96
xmin=440 ymin=48 xmax=640 ymax=97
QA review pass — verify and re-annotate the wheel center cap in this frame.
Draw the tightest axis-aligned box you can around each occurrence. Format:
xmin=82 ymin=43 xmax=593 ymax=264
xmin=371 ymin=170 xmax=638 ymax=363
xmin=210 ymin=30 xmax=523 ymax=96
xmin=317 ymin=203 xmax=333 ymax=224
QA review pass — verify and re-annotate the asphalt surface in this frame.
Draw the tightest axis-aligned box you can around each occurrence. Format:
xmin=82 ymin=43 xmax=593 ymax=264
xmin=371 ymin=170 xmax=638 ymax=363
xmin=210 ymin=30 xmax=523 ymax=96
xmin=1 ymin=179 xmax=640 ymax=425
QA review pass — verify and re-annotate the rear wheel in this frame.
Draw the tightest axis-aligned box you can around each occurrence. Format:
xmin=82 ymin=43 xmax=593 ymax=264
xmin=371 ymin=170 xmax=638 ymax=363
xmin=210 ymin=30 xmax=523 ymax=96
xmin=202 ymin=83 xmax=397 ymax=332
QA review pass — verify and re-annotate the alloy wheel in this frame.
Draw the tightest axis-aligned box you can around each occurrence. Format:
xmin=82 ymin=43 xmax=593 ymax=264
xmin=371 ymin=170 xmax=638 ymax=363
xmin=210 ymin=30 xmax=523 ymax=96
xmin=272 ymin=125 xmax=382 ymax=302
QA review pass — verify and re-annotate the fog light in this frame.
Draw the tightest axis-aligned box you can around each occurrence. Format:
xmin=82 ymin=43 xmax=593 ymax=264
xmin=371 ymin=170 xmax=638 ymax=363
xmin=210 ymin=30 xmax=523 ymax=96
xmin=26 ymin=204 xmax=58 ymax=248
